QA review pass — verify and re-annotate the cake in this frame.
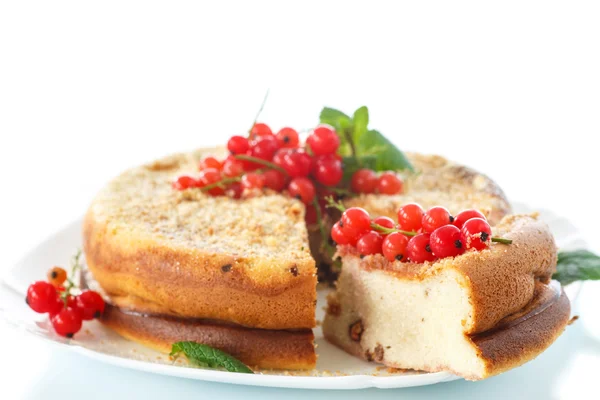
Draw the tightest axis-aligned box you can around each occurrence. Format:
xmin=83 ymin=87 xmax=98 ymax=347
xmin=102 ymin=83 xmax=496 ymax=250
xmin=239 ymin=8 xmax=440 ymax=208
xmin=82 ymin=147 xmax=517 ymax=370
xmin=322 ymin=214 xmax=571 ymax=380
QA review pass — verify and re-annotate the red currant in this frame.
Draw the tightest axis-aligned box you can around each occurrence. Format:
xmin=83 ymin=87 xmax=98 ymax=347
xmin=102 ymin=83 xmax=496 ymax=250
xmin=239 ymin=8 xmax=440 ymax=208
xmin=276 ymin=127 xmax=299 ymax=148
xmin=422 ymin=206 xmax=453 ymax=233
xmin=47 ymin=267 xmax=67 ymax=288
xmin=51 ymin=306 xmax=83 ymax=338
xmin=312 ymin=155 xmax=343 ymax=187
xmin=197 ymin=168 xmax=224 ymax=196
xmin=331 ymin=222 xmax=350 ymax=245
xmin=382 ymin=232 xmax=410 ymax=262
xmin=241 ymin=172 xmax=266 ymax=190
xmin=262 ymin=169 xmax=287 ymax=192
xmin=76 ymin=290 xmax=106 ymax=320
xmin=250 ymin=135 xmax=280 ymax=161
xmin=430 ymin=225 xmax=465 ymax=258
xmin=341 ymin=207 xmax=372 ymax=241
xmin=397 ymin=203 xmax=424 ymax=232
xmin=226 ymin=183 xmax=243 ymax=199
xmin=406 ymin=233 xmax=437 ymax=263
xmin=356 ymin=231 xmax=384 ymax=256
xmin=461 ymin=218 xmax=492 ymax=250
xmin=26 ymin=281 xmax=62 ymax=314
xmin=250 ymin=123 xmax=273 ymax=140
xmin=288 ymin=177 xmax=316 ymax=205
xmin=222 ymin=157 xmax=244 ymax=177
xmin=453 ymin=209 xmax=487 ymax=229
xmin=227 ymin=135 xmax=250 ymax=155
xmin=306 ymin=125 xmax=340 ymax=155
xmin=274 ymin=148 xmax=312 ymax=177
xmin=377 ymin=172 xmax=403 ymax=195
xmin=199 ymin=156 xmax=222 ymax=171
xmin=351 ymin=169 xmax=378 ymax=194
xmin=172 ymin=175 xmax=198 ymax=190
xmin=372 ymin=216 xmax=395 ymax=236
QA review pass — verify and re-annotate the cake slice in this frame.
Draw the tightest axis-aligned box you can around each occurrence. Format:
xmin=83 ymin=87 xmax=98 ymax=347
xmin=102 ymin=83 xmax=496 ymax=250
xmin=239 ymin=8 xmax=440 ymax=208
xmin=322 ymin=214 xmax=571 ymax=380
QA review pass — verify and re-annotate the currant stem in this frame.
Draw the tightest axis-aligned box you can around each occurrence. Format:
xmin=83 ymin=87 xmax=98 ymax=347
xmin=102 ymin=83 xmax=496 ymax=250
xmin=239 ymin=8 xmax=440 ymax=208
xmin=233 ymin=154 xmax=287 ymax=174
xmin=491 ymin=237 xmax=513 ymax=244
xmin=61 ymin=249 xmax=82 ymax=305
xmin=324 ymin=195 xmax=346 ymax=212
xmin=249 ymin=89 xmax=270 ymax=134
xmin=370 ymin=223 xmax=417 ymax=236
xmin=199 ymin=176 xmax=241 ymax=192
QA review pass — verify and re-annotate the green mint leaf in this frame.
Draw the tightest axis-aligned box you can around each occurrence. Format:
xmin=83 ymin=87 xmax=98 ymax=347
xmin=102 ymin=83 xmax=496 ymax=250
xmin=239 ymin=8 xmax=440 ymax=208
xmin=553 ymin=250 xmax=600 ymax=286
xmin=356 ymin=129 xmax=414 ymax=172
xmin=341 ymin=155 xmax=377 ymax=181
xmin=171 ymin=342 xmax=253 ymax=374
xmin=352 ymin=106 xmax=369 ymax=143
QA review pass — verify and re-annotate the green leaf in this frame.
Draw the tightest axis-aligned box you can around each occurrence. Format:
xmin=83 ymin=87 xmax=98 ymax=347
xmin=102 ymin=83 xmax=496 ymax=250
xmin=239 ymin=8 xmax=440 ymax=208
xmin=341 ymin=155 xmax=377 ymax=182
xmin=352 ymin=106 xmax=369 ymax=143
xmin=553 ymin=250 xmax=600 ymax=286
xmin=356 ymin=130 xmax=414 ymax=172
xmin=319 ymin=107 xmax=354 ymax=157
xmin=171 ymin=342 xmax=253 ymax=374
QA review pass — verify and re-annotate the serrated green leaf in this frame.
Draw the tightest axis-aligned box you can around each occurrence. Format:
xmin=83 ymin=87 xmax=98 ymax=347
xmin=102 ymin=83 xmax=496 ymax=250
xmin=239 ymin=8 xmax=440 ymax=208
xmin=356 ymin=130 xmax=414 ymax=172
xmin=341 ymin=155 xmax=377 ymax=182
xmin=553 ymin=250 xmax=600 ymax=286
xmin=352 ymin=106 xmax=369 ymax=143
xmin=171 ymin=342 xmax=253 ymax=374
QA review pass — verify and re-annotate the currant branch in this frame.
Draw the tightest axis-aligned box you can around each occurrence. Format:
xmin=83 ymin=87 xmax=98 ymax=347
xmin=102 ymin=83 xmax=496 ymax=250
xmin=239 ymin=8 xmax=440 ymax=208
xmin=199 ymin=176 xmax=241 ymax=192
xmin=233 ymin=154 xmax=287 ymax=174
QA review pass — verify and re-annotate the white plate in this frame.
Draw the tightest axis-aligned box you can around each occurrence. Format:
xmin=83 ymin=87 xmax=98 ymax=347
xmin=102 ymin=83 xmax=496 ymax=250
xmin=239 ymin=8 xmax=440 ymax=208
xmin=0 ymin=202 xmax=584 ymax=390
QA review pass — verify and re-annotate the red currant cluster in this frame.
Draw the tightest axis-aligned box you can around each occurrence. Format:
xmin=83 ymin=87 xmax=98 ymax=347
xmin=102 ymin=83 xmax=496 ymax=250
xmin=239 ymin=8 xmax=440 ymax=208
xmin=331 ymin=202 xmax=510 ymax=263
xmin=25 ymin=253 xmax=105 ymax=338
xmin=173 ymin=122 xmax=404 ymax=213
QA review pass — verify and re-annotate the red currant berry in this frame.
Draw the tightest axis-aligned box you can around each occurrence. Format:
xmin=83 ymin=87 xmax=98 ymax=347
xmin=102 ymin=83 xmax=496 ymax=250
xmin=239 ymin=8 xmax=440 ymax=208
xmin=382 ymin=232 xmax=410 ymax=262
xmin=222 ymin=157 xmax=245 ymax=177
xmin=288 ymin=177 xmax=316 ymax=205
xmin=372 ymin=216 xmax=395 ymax=236
xmin=397 ymin=203 xmax=424 ymax=232
xmin=227 ymin=135 xmax=250 ymax=155
xmin=276 ymin=127 xmax=299 ymax=148
xmin=250 ymin=123 xmax=273 ymax=140
xmin=356 ymin=231 xmax=384 ymax=256
xmin=172 ymin=175 xmax=197 ymax=190
xmin=250 ymin=135 xmax=280 ymax=161
xmin=453 ymin=209 xmax=487 ymax=229
xmin=262 ymin=169 xmax=287 ymax=192
xmin=226 ymin=183 xmax=243 ymax=199
xmin=26 ymin=281 xmax=62 ymax=314
xmin=274 ymin=148 xmax=312 ymax=177
xmin=312 ymin=155 xmax=343 ymax=187
xmin=241 ymin=172 xmax=266 ymax=190
xmin=197 ymin=168 xmax=225 ymax=196
xmin=331 ymin=222 xmax=350 ymax=245
xmin=76 ymin=290 xmax=106 ymax=320
xmin=351 ymin=169 xmax=378 ymax=194
xmin=306 ymin=125 xmax=340 ymax=155
xmin=199 ymin=156 xmax=222 ymax=171
xmin=47 ymin=267 xmax=67 ymax=288
xmin=422 ymin=206 xmax=453 ymax=233
xmin=377 ymin=172 xmax=403 ymax=195
xmin=430 ymin=225 xmax=465 ymax=258
xmin=50 ymin=306 xmax=83 ymax=338
xmin=341 ymin=207 xmax=372 ymax=240
xmin=406 ymin=233 xmax=437 ymax=263
xmin=460 ymin=218 xmax=492 ymax=250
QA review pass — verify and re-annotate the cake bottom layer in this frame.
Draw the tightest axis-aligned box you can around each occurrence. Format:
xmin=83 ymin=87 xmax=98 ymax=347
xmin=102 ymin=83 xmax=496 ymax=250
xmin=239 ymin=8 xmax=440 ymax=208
xmin=101 ymin=304 xmax=317 ymax=370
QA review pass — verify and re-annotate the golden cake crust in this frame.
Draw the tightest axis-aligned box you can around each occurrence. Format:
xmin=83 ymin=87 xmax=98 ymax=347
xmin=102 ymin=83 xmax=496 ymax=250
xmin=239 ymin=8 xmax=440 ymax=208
xmin=83 ymin=147 xmax=317 ymax=330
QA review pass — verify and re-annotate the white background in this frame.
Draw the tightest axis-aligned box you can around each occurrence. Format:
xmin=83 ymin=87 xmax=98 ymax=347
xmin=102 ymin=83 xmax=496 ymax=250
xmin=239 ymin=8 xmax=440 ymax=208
xmin=0 ymin=1 xmax=599 ymax=399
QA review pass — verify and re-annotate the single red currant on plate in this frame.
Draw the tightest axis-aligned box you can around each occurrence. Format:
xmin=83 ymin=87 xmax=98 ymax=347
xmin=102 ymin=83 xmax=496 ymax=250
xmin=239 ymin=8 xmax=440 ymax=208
xmin=26 ymin=281 xmax=62 ymax=314
xmin=356 ymin=231 xmax=384 ymax=256
xmin=76 ymin=290 xmax=106 ymax=320
xmin=461 ymin=218 xmax=492 ymax=250
xmin=429 ymin=225 xmax=465 ymax=258
xmin=406 ymin=233 xmax=437 ymax=263
xmin=51 ymin=306 xmax=83 ymax=338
